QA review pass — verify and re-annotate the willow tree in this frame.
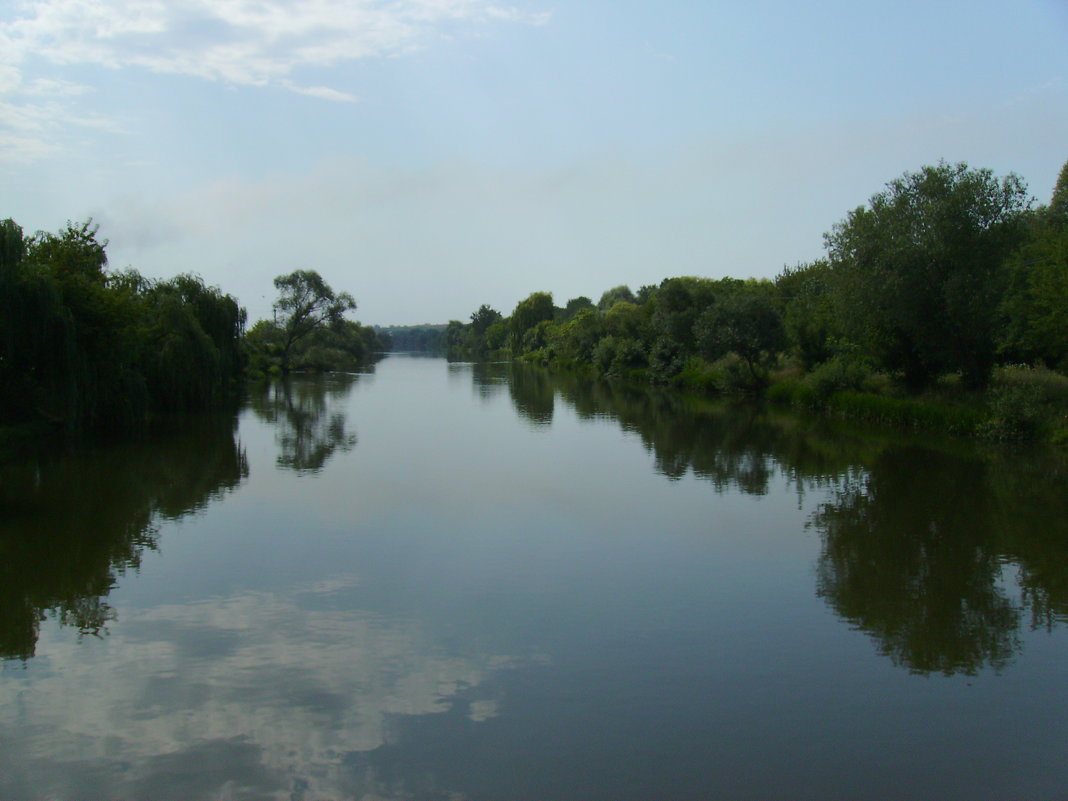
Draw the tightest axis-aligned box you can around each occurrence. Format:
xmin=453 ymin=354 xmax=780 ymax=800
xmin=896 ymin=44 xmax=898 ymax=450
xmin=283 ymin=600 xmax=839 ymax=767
xmin=272 ymin=270 xmax=356 ymax=371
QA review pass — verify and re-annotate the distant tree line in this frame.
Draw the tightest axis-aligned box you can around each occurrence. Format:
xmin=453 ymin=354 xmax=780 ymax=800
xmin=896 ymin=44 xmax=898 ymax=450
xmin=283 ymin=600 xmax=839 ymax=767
xmin=445 ymin=160 xmax=1068 ymax=438
xmin=375 ymin=324 xmax=447 ymax=353
xmin=0 ymin=219 xmax=247 ymax=434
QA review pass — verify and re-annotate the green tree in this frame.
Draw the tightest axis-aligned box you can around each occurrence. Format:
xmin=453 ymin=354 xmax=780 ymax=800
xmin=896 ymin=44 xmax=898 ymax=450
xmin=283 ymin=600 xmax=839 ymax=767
xmin=825 ymin=162 xmax=1029 ymax=389
xmin=272 ymin=270 xmax=356 ymax=372
xmin=694 ymin=281 xmax=784 ymax=383
xmin=563 ymin=296 xmax=595 ymax=319
xmin=1048 ymin=159 xmax=1068 ymax=227
xmin=597 ymin=284 xmax=635 ymax=310
xmin=509 ymin=291 xmax=554 ymax=353
xmin=470 ymin=304 xmax=503 ymax=335
xmin=776 ymin=260 xmax=839 ymax=369
xmin=1000 ymin=161 xmax=1068 ymax=370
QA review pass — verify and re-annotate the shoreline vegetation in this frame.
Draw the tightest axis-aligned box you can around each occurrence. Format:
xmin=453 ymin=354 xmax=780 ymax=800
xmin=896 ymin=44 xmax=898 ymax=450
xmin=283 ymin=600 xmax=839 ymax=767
xmin=0 ymin=222 xmax=385 ymax=455
xmin=442 ymin=160 xmax=1068 ymax=446
xmin=4 ymin=158 xmax=1066 ymax=449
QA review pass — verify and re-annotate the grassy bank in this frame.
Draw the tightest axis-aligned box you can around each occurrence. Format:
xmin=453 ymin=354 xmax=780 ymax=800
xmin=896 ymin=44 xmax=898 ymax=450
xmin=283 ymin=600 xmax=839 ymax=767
xmin=764 ymin=364 xmax=1068 ymax=445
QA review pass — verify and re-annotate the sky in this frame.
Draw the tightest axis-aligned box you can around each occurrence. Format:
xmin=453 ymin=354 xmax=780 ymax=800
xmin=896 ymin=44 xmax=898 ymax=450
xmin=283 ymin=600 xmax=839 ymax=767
xmin=2 ymin=0 xmax=1067 ymax=326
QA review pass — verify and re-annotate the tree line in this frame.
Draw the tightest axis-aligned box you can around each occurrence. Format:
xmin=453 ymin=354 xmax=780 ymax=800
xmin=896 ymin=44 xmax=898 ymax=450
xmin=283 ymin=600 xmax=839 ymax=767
xmin=445 ymin=160 xmax=1068 ymax=440
xmin=374 ymin=324 xmax=447 ymax=353
xmin=0 ymin=219 xmax=247 ymax=434
xmin=5 ymin=158 xmax=1065 ymax=438
xmin=0 ymin=221 xmax=384 ymax=437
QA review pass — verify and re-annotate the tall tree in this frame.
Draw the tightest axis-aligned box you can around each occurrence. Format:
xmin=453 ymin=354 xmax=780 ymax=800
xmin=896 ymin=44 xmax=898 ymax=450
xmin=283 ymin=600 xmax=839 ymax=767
xmin=509 ymin=292 xmax=554 ymax=353
xmin=272 ymin=270 xmax=356 ymax=371
xmin=825 ymin=162 xmax=1029 ymax=389
xmin=597 ymin=285 xmax=635 ymax=310
xmin=695 ymin=281 xmax=785 ymax=382
xmin=470 ymin=304 xmax=502 ymax=335
xmin=1000 ymin=159 xmax=1068 ymax=369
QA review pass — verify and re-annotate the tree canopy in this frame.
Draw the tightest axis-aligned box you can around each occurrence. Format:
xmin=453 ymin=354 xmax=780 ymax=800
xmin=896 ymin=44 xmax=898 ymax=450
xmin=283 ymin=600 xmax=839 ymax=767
xmin=824 ymin=161 xmax=1030 ymax=388
xmin=272 ymin=270 xmax=356 ymax=371
xmin=0 ymin=218 xmax=247 ymax=433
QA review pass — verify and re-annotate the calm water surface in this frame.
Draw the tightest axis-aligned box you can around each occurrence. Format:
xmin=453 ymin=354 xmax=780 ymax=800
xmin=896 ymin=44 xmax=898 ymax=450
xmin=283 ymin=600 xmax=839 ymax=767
xmin=2 ymin=355 xmax=1068 ymax=800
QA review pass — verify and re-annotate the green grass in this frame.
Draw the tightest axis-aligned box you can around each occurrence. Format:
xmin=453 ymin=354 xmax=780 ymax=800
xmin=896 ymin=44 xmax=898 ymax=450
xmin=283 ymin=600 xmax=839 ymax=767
xmin=826 ymin=391 xmax=985 ymax=434
xmin=766 ymin=364 xmax=1068 ymax=445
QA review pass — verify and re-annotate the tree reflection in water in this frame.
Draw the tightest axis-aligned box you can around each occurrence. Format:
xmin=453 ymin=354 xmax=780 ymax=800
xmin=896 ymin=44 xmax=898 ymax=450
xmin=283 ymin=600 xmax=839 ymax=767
xmin=248 ymin=374 xmax=360 ymax=473
xmin=0 ymin=415 xmax=248 ymax=661
xmin=500 ymin=362 xmax=1068 ymax=675
xmin=814 ymin=448 xmax=1020 ymax=674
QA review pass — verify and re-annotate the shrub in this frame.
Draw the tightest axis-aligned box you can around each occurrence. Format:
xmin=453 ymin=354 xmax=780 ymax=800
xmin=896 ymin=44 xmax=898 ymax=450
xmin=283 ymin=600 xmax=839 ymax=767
xmin=804 ymin=355 xmax=871 ymax=400
xmin=979 ymin=383 xmax=1046 ymax=441
xmin=767 ymin=379 xmax=817 ymax=407
xmin=673 ymin=357 xmax=720 ymax=392
xmin=710 ymin=353 xmax=766 ymax=394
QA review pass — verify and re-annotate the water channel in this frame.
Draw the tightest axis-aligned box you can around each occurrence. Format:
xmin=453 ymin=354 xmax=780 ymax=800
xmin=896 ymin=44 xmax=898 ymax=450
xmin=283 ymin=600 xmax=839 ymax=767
xmin=2 ymin=354 xmax=1067 ymax=800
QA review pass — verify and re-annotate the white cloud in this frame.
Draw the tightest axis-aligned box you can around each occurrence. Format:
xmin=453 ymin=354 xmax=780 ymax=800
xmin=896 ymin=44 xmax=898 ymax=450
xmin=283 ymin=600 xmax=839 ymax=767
xmin=283 ymin=81 xmax=359 ymax=103
xmin=0 ymin=96 xmax=125 ymax=162
xmin=2 ymin=0 xmax=547 ymax=88
xmin=23 ymin=76 xmax=93 ymax=96
xmin=0 ymin=0 xmax=546 ymax=160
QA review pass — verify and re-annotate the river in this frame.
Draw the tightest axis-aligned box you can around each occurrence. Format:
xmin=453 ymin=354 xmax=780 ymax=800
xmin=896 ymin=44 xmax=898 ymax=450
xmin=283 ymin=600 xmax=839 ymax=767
xmin=2 ymin=354 xmax=1067 ymax=800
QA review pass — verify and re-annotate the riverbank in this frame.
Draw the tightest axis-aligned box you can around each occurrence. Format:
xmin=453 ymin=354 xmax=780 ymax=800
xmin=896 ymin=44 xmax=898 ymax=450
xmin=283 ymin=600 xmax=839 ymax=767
xmin=686 ymin=360 xmax=1068 ymax=446
xmin=516 ymin=352 xmax=1068 ymax=447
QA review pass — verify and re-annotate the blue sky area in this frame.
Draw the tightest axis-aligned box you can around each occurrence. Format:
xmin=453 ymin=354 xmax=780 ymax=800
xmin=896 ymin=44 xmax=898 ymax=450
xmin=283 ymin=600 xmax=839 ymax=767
xmin=2 ymin=0 xmax=1067 ymax=325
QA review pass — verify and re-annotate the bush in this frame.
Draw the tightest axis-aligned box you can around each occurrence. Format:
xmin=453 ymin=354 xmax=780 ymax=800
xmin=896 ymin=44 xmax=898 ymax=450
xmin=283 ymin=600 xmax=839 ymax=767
xmin=767 ymin=379 xmax=817 ymax=407
xmin=993 ymin=364 xmax=1068 ymax=404
xmin=979 ymin=383 xmax=1046 ymax=441
xmin=804 ymin=355 xmax=871 ymax=400
xmin=707 ymin=353 xmax=765 ymax=394
xmin=673 ymin=357 xmax=720 ymax=392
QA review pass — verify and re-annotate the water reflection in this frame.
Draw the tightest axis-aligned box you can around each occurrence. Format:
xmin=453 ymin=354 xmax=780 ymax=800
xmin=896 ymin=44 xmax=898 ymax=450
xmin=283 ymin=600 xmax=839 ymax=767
xmin=0 ymin=576 xmax=525 ymax=800
xmin=509 ymin=363 xmax=863 ymax=491
xmin=4 ymin=361 xmax=1068 ymax=799
xmin=814 ymin=448 xmax=1021 ymax=674
xmin=497 ymin=363 xmax=1068 ymax=675
xmin=455 ymin=360 xmax=509 ymax=402
xmin=0 ymin=415 xmax=247 ymax=661
xmin=249 ymin=374 xmax=360 ymax=473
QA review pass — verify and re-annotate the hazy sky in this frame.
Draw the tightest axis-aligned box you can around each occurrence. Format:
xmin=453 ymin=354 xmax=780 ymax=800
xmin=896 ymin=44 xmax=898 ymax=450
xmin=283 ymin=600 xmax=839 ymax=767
xmin=3 ymin=0 xmax=1067 ymax=325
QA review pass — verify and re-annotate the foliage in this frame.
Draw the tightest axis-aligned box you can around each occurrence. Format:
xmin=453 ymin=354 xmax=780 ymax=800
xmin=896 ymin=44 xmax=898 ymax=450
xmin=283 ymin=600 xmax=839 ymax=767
xmin=438 ymin=158 xmax=1065 ymax=442
xmin=0 ymin=219 xmax=246 ymax=433
xmin=246 ymin=270 xmax=381 ymax=375
xmin=272 ymin=270 xmax=356 ymax=371
xmin=597 ymin=284 xmax=635 ymax=310
xmin=804 ymin=355 xmax=872 ymax=401
xmin=509 ymin=292 xmax=555 ymax=353
xmin=999 ymin=173 xmax=1068 ymax=370
xmin=563 ymin=296 xmax=595 ymax=319
xmin=248 ymin=318 xmax=382 ymax=375
xmin=825 ymin=161 xmax=1030 ymax=389
xmin=776 ymin=260 xmax=839 ymax=369
xmin=470 ymin=304 xmax=502 ymax=335
xmin=694 ymin=281 xmax=784 ymax=380
xmin=978 ymin=383 xmax=1046 ymax=441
